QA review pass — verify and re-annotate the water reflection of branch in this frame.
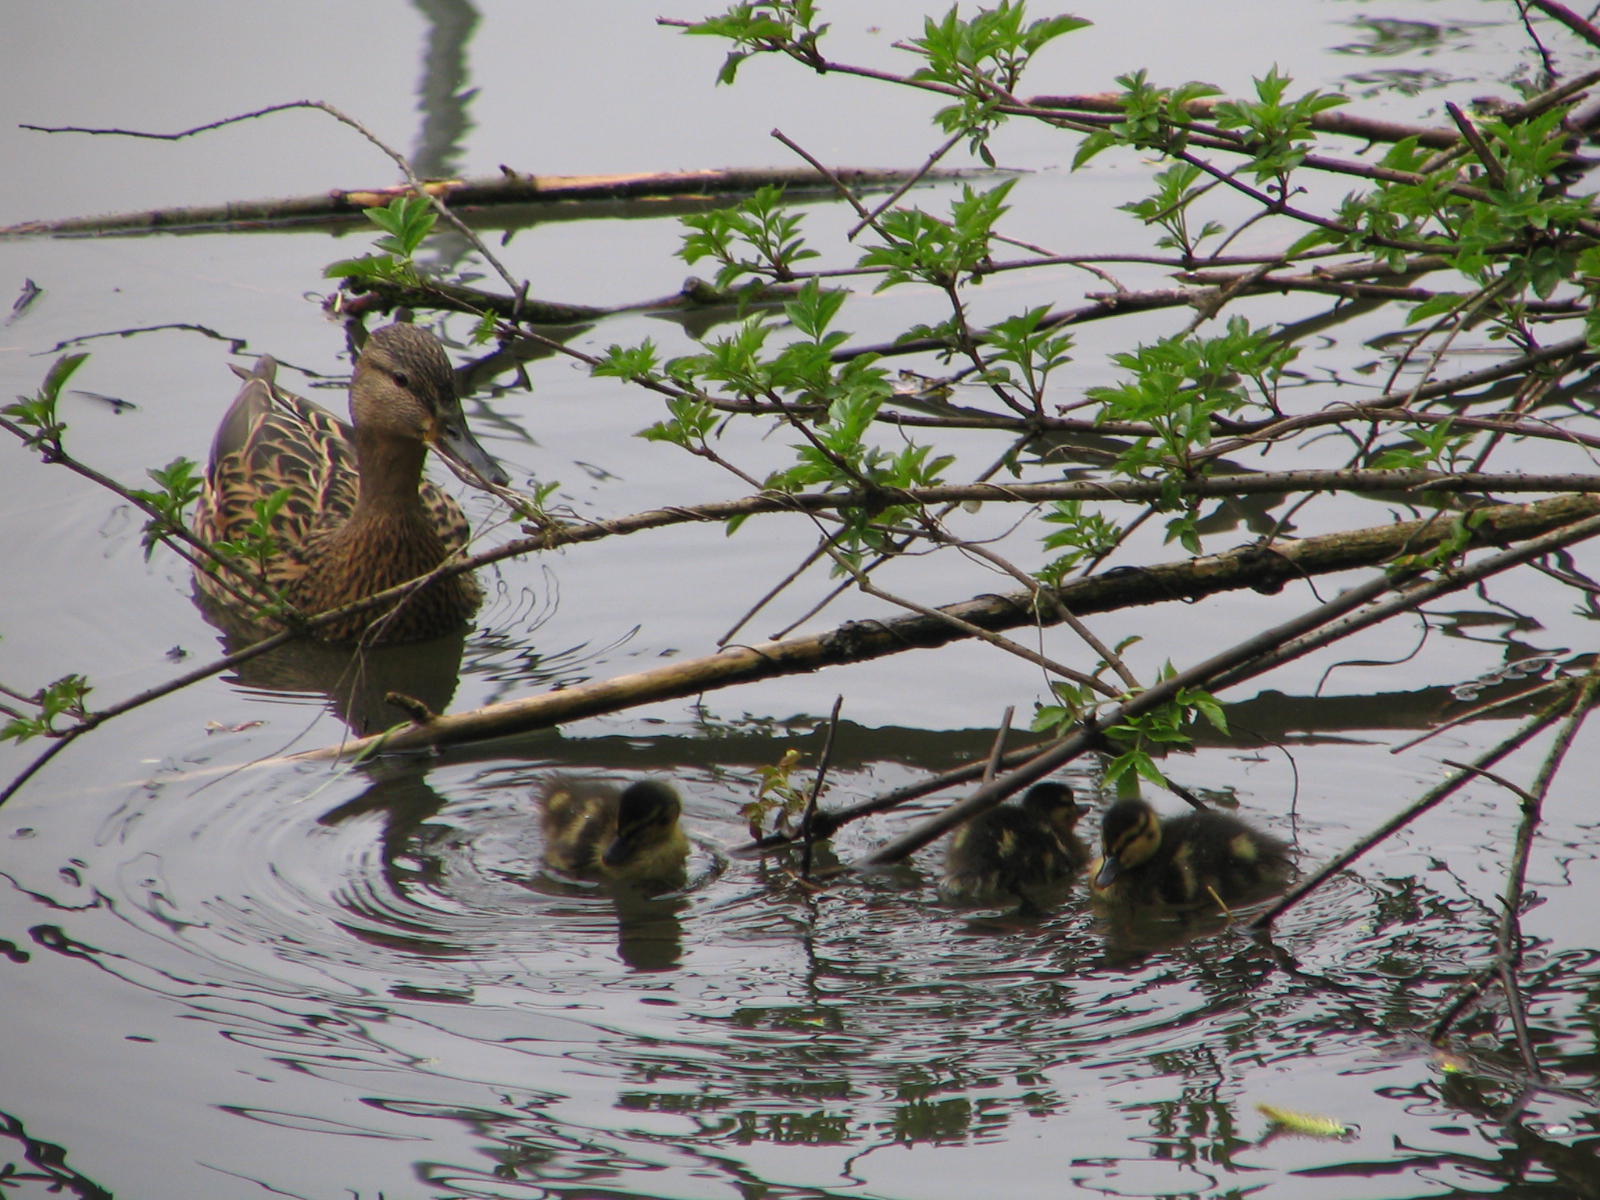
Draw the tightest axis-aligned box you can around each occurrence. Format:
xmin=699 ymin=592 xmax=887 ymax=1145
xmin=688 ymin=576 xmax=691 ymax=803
xmin=1430 ymin=665 xmax=1600 ymax=1083
xmin=869 ymin=507 xmax=1600 ymax=868
xmin=1250 ymin=701 xmax=1562 ymax=934
xmin=1425 ymin=1071 xmax=1600 ymax=1196
xmin=0 ymin=1109 xmax=112 ymax=1200
xmin=409 ymin=0 xmax=480 ymax=276
xmin=409 ymin=0 xmax=479 ymax=181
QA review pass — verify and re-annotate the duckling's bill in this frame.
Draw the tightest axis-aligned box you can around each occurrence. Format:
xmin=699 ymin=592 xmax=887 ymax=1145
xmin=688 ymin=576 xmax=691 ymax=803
xmin=602 ymin=820 xmax=666 ymax=870
xmin=1093 ymin=855 xmax=1121 ymax=889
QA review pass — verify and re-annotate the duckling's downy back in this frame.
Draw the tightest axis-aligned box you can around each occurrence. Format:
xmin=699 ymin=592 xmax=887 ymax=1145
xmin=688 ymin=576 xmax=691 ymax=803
xmin=943 ymin=782 xmax=1088 ymax=904
xmin=1095 ymin=797 xmax=1291 ymax=910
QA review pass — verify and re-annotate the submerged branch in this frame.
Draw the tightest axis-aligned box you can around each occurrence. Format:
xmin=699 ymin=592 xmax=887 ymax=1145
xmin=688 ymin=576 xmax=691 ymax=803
xmin=288 ymin=492 xmax=1600 ymax=763
xmin=1250 ymin=701 xmax=1565 ymax=932
xmin=2 ymin=161 xmax=964 ymax=239
xmin=866 ymin=504 xmax=1600 ymax=869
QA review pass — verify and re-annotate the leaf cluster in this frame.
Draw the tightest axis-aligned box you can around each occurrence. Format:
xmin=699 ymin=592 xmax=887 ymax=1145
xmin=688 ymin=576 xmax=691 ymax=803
xmin=129 ymin=457 xmax=202 ymax=560
xmin=208 ymin=490 xmax=290 ymax=582
xmin=13 ymin=0 xmax=1600 ymax=808
xmin=682 ymin=184 xmax=819 ymax=288
xmin=326 ymin=194 xmax=437 ymax=285
xmin=3 ymin=353 xmax=86 ymax=456
xmin=637 ymin=2 xmax=1600 ymax=783
xmin=906 ymin=3 xmax=1087 ymax=162
xmin=1 ymin=673 xmax=91 ymax=743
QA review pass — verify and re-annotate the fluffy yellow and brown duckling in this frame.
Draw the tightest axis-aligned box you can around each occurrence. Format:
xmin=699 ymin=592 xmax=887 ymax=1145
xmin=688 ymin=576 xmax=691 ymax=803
xmin=1092 ymin=796 xmax=1291 ymax=911
xmin=192 ymin=322 xmax=506 ymax=644
xmin=539 ymin=779 xmax=689 ymax=888
xmin=943 ymin=782 xmax=1089 ymax=905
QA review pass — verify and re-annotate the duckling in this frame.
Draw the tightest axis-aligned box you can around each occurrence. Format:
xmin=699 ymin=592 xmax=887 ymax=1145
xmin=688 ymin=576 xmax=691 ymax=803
xmin=192 ymin=322 xmax=507 ymax=644
xmin=539 ymin=779 xmax=689 ymax=887
xmin=1092 ymin=796 xmax=1291 ymax=911
xmin=943 ymin=782 xmax=1089 ymax=905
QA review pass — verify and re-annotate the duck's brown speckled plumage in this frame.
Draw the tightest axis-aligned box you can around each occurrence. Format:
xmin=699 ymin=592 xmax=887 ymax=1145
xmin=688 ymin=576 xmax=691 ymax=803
xmin=943 ymin=782 xmax=1088 ymax=905
xmin=1092 ymin=797 xmax=1292 ymax=911
xmin=192 ymin=323 xmax=502 ymax=645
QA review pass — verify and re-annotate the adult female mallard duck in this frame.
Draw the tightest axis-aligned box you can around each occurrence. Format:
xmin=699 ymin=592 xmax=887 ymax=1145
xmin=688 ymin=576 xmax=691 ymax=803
xmin=539 ymin=778 xmax=689 ymax=888
xmin=1092 ymin=796 xmax=1291 ymax=911
xmin=943 ymin=782 xmax=1089 ymax=905
xmin=192 ymin=322 xmax=507 ymax=645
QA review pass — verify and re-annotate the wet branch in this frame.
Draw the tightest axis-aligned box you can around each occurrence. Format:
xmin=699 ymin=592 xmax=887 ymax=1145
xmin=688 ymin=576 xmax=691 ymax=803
xmin=282 ymin=493 xmax=1600 ymax=765
xmin=1251 ymin=705 xmax=1565 ymax=933
xmin=1429 ymin=665 xmax=1600 ymax=1073
xmin=3 ymin=148 xmax=959 ymax=240
xmin=865 ymin=505 xmax=1600 ymax=869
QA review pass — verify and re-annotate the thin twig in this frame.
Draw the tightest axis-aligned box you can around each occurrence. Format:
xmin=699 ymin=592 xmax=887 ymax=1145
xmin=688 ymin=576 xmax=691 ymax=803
xmin=848 ymin=129 xmax=968 ymax=240
xmin=982 ymin=708 xmax=1015 ymax=784
xmin=800 ymin=696 xmax=845 ymax=880
xmin=865 ymin=571 xmax=1406 ymax=867
xmin=1445 ymin=102 xmax=1509 ymax=189
xmin=25 ymin=102 xmax=528 ymax=306
xmin=0 ymin=624 xmax=299 ymax=807
xmin=875 ymin=505 xmax=1600 ymax=870
xmin=1488 ymin=665 xmax=1599 ymax=1078
xmin=1523 ymin=0 xmax=1600 ymax=50
xmin=1248 ymin=698 xmax=1569 ymax=932
xmin=0 ymin=414 xmax=275 ymax=610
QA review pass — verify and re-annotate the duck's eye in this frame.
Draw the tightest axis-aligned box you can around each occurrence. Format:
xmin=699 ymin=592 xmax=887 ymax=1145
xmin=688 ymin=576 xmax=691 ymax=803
xmin=391 ymin=370 xmax=411 ymax=388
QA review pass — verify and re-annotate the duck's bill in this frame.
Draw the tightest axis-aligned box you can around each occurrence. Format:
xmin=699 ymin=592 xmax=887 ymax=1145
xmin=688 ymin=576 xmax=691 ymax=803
xmin=601 ymin=828 xmax=651 ymax=870
xmin=1093 ymin=857 xmax=1121 ymax=888
xmin=435 ymin=416 xmax=510 ymax=488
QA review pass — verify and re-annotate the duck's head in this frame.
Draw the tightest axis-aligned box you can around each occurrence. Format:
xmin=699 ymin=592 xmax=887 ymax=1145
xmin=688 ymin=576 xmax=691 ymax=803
xmin=1021 ymin=782 xmax=1080 ymax=837
xmin=1094 ymin=797 xmax=1161 ymax=888
xmin=601 ymin=780 xmax=683 ymax=870
xmin=350 ymin=323 xmax=508 ymax=486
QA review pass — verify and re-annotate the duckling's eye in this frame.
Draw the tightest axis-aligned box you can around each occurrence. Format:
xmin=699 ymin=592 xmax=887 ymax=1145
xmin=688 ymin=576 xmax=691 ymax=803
xmin=391 ymin=370 xmax=411 ymax=389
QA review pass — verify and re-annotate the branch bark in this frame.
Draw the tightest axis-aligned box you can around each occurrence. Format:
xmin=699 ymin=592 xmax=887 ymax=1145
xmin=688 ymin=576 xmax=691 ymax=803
xmin=1 ymin=164 xmax=968 ymax=238
xmin=290 ymin=490 xmax=1600 ymax=763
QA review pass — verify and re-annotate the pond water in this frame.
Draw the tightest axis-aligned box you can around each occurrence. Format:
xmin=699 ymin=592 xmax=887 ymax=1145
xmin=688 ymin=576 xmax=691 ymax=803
xmin=3 ymin=2 xmax=1599 ymax=1198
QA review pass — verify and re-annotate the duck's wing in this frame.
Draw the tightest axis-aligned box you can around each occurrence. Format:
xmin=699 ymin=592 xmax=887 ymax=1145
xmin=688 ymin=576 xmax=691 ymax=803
xmin=201 ymin=362 xmax=359 ymax=538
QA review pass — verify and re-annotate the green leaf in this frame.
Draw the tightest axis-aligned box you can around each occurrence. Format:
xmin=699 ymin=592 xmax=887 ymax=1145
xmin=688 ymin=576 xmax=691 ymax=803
xmin=326 ymin=194 xmax=436 ymax=282
xmin=640 ymin=395 xmax=719 ymax=448
xmin=595 ymin=340 xmax=662 ymax=380
xmin=1 ymin=673 xmax=92 ymax=742
xmin=364 ymin=194 xmax=437 ymax=257
xmin=680 ymin=185 xmax=816 ymax=288
xmin=3 ymin=353 xmax=87 ymax=451
xmin=128 ymin=456 xmax=202 ymax=560
xmin=784 ymin=279 xmax=847 ymax=342
xmin=1403 ymin=292 xmax=1469 ymax=325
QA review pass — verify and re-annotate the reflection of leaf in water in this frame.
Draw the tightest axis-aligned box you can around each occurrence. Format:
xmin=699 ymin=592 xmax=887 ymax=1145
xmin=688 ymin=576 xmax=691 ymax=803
xmin=1341 ymin=68 xmax=1463 ymax=99
xmin=1333 ymin=17 xmax=1466 ymax=58
xmin=7 ymin=277 xmax=42 ymax=324
xmin=1331 ymin=13 xmax=1489 ymax=98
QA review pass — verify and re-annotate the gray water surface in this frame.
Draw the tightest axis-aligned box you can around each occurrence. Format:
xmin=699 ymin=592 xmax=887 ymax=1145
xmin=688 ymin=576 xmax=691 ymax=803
xmin=3 ymin=3 xmax=1598 ymax=1197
